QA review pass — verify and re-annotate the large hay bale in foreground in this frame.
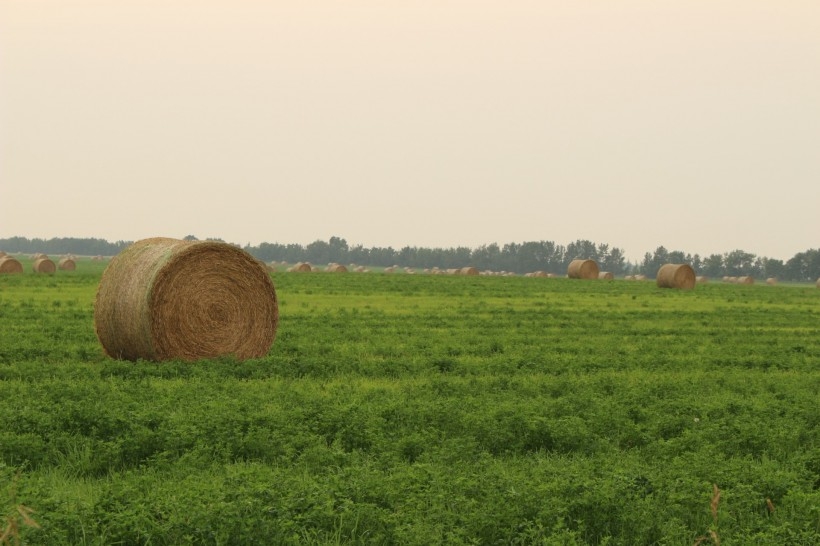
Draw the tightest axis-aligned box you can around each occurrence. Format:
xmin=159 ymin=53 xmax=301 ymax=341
xmin=0 ymin=257 xmax=23 ymax=274
xmin=94 ymin=237 xmax=279 ymax=362
xmin=58 ymin=257 xmax=77 ymax=271
xmin=567 ymin=259 xmax=599 ymax=280
xmin=656 ymin=263 xmax=696 ymax=290
xmin=32 ymin=257 xmax=56 ymax=274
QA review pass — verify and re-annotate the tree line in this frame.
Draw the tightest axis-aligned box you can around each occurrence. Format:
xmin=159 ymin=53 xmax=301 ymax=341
xmin=2 ymin=235 xmax=819 ymax=282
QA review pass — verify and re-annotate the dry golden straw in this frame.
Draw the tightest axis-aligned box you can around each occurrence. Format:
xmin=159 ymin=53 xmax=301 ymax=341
xmin=567 ymin=259 xmax=599 ymax=279
xmin=0 ymin=257 xmax=23 ymax=274
xmin=737 ymin=276 xmax=755 ymax=285
xmin=598 ymin=271 xmax=614 ymax=280
xmin=94 ymin=237 xmax=279 ymax=362
xmin=460 ymin=266 xmax=479 ymax=276
xmin=58 ymin=258 xmax=77 ymax=271
xmin=656 ymin=263 xmax=696 ymax=290
xmin=288 ymin=262 xmax=312 ymax=272
xmin=32 ymin=257 xmax=56 ymax=274
xmin=327 ymin=264 xmax=348 ymax=273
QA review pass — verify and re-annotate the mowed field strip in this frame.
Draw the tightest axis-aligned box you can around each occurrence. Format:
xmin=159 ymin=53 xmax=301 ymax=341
xmin=1 ymin=260 xmax=820 ymax=544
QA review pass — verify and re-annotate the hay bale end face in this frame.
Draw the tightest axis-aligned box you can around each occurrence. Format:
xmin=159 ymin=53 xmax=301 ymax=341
xmin=0 ymin=256 xmax=24 ymax=274
xmin=598 ymin=271 xmax=613 ymax=280
xmin=58 ymin=258 xmax=77 ymax=271
xmin=656 ymin=263 xmax=696 ymax=290
xmin=94 ymin=237 xmax=279 ymax=362
xmin=32 ymin=257 xmax=56 ymax=274
xmin=567 ymin=259 xmax=599 ymax=280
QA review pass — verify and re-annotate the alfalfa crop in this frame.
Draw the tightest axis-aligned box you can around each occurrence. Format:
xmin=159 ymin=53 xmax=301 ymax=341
xmin=94 ymin=237 xmax=279 ymax=362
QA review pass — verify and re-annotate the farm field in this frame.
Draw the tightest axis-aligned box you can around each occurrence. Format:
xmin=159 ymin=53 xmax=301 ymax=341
xmin=1 ymin=261 xmax=820 ymax=545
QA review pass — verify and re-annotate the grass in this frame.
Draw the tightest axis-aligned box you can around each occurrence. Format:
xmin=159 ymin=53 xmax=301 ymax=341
xmin=1 ymin=261 xmax=820 ymax=544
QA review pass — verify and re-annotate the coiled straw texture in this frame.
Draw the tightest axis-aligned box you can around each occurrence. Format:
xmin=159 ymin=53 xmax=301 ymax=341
xmin=95 ymin=237 xmax=279 ymax=362
xmin=656 ymin=263 xmax=696 ymax=290
xmin=567 ymin=259 xmax=599 ymax=279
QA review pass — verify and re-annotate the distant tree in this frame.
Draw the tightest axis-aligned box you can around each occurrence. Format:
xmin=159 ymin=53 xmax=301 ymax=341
xmin=701 ymin=254 xmax=724 ymax=278
xmin=723 ymin=249 xmax=757 ymax=277
xmin=760 ymin=258 xmax=784 ymax=280
xmin=785 ymin=249 xmax=820 ymax=282
xmin=183 ymin=235 xmax=198 ymax=241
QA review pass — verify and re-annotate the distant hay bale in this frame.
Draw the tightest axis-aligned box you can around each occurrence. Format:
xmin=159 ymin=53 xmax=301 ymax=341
xmin=696 ymin=276 xmax=708 ymax=284
xmin=567 ymin=259 xmax=599 ymax=280
xmin=290 ymin=262 xmax=312 ymax=272
xmin=327 ymin=264 xmax=348 ymax=273
xmin=32 ymin=257 xmax=56 ymax=274
xmin=624 ymin=275 xmax=635 ymax=280
xmin=58 ymin=257 xmax=77 ymax=271
xmin=383 ymin=266 xmax=395 ymax=273
xmin=0 ymin=257 xmax=23 ymax=274
xmin=460 ymin=266 xmax=479 ymax=276
xmin=94 ymin=237 xmax=279 ymax=362
xmin=816 ymin=278 xmax=820 ymax=288
xmin=0 ymin=251 xmax=6 ymax=258
xmin=656 ymin=263 xmax=696 ymax=290
xmin=736 ymin=276 xmax=755 ymax=285
xmin=30 ymin=253 xmax=47 ymax=260
xmin=766 ymin=277 xmax=777 ymax=286
xmin=598 ymin=271 xmax=614 ymax=280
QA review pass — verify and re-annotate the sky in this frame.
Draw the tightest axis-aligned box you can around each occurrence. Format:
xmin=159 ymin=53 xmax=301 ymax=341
xmin=1 ymin=1 xmax=818 ymax=262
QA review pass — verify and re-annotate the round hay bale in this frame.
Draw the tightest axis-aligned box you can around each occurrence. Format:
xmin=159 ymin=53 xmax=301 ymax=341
xmin=737 ymin=276 xmax=755 ymax=285
xmin=0 ymin=251 xmax=7 ymax=258
xmin=327 ymin=264 xmax=348 ymax=273
xmin=30 ymin=253 xmax=47 ymax=260
xmin=0 ymin=257 xmax=23 ymax=274
xmin=567 ymin=259 xmax=599 ymax=280
xmin=598 ymin=271 xmax=614 ymax=280
xmin=696 ymin=276 xmax=709 ymax=284
xmin=94 ymin=237 xmax=279 ymax=362
xmin=656 ymin=263 xmax=696 ymax=290
xmin=32 ymin=257 xmax=56 ymax=274
xmin=766 ymin=277 xmax=777 ymax=286
xmin=460 ymin=266 xmax=479 ymax=276
xmin=816 ymin=278 xmax=820 ymax=288
xmin=290 ymin=262 xmax=312 ymax=272
xmin=58 ymin=257 xmax=77 ymax=271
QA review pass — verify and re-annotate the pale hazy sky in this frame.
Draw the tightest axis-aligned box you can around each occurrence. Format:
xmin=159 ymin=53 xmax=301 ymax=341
xmin=1 ymin=1 xmax=818 ymax=262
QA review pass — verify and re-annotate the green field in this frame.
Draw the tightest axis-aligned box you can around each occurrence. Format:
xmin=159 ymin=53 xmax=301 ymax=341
xmin=1 ymin=261 xmax=820 ymax=545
